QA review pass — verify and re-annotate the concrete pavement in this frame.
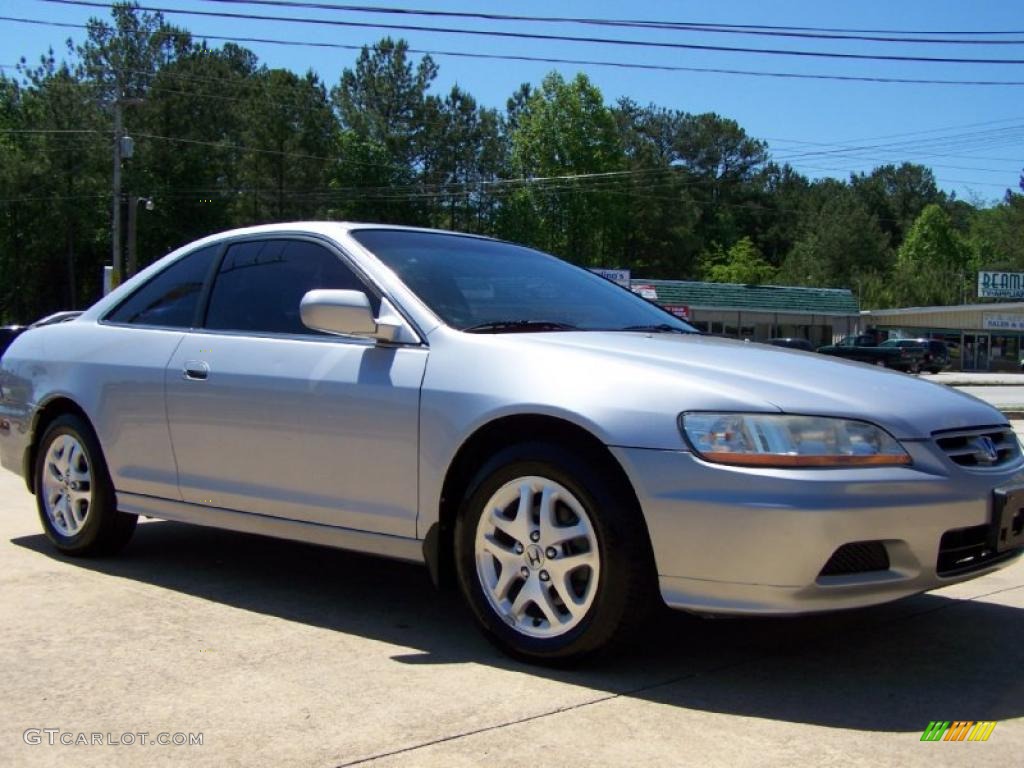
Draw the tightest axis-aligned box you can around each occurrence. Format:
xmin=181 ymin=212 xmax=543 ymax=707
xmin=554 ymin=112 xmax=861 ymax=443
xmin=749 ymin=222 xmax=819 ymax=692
xmin=929 ymin=372 xmax=1024 ymax=387
xmin=0 ymin=465 xmax=1021 ymax=767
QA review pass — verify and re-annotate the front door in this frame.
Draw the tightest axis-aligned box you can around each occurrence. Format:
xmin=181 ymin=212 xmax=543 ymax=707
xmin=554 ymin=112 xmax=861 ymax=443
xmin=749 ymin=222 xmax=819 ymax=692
xmin=963 ymin=333 xmax=990 ymax=371
xmin=164 ymin=237 xmax=426 ymax=537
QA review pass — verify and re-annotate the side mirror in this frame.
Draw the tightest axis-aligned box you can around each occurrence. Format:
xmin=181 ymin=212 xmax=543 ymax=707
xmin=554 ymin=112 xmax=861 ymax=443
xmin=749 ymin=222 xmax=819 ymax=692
xmin=300 ymin=289 xmax=402 ymax=341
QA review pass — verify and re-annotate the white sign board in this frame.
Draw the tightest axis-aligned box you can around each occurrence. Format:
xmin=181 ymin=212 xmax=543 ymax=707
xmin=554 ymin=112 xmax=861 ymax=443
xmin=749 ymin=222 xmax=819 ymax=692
xmin=589 ymin=268 xmax=631 ymax=288
xmin=983 ymin=313 xmax=1024 ymax=331
xmin=978 ymin=271 xmax=1024 ymax=299
xmin=631 ymin=284 xmax=658 ymax=300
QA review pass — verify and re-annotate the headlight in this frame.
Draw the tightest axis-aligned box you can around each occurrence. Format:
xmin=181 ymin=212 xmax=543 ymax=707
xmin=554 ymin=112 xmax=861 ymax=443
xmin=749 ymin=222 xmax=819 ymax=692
xmin=680 ymin=413 xmax=910 ymax=468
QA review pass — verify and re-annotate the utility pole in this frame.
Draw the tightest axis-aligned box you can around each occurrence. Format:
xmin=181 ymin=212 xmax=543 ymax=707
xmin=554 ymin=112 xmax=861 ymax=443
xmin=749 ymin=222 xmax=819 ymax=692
xmin=111 ymin=99 xmax=123 ymax=287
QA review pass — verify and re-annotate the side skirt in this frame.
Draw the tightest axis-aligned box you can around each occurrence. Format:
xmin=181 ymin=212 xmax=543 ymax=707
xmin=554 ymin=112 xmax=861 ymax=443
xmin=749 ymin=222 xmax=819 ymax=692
xmin=117 ymin=492 xmax=426 ymax=564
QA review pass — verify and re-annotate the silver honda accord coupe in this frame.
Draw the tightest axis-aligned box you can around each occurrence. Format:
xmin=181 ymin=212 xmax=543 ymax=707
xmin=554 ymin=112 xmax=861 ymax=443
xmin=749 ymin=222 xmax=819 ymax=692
xmin=1 ymin=222 xmax=1022 ymax=661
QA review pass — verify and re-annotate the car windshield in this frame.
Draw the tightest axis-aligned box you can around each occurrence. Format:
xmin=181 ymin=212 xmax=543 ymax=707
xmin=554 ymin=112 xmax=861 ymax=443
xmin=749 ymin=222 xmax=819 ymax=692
xmin=351 ymin=229 xmax=697 ymax=333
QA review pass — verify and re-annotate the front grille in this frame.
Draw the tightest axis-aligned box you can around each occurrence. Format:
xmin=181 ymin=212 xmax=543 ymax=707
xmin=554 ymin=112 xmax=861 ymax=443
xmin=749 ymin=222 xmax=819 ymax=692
xmin=819 ymin=541 xmax=890 ymax=576
xmin=937 ymin=524 xmax=999 ymax=575
xmin=933 ymin=426 xmax=1021 ymax=469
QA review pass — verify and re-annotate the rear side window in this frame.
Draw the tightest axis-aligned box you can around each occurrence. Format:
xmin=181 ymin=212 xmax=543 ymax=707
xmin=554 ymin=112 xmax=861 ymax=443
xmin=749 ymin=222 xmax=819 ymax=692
xmin=106 ymin=245 xmax=219 ymax=327
xmin=204 ymin=239 xmax=376 ymax=335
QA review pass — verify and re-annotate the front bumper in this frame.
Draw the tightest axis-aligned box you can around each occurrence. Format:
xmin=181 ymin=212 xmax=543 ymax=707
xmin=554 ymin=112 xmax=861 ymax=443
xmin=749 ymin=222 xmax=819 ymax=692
xmin=611 ymin=443 xmax=1024 ymax=615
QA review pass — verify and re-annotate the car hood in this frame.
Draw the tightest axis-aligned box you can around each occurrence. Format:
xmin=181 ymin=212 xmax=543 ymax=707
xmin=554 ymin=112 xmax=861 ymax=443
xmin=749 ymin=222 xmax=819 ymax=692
xmin=495 ymin=331 xmax=1003 ymax=440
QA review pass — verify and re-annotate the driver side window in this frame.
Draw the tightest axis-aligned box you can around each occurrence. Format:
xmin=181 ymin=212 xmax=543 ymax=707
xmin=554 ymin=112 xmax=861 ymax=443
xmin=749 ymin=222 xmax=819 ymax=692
xmin=203 ymin=239 xmax=378 ymax=335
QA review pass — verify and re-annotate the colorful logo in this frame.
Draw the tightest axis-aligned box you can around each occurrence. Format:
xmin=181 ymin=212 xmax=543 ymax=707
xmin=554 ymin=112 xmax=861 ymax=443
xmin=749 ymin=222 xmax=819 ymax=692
xmin=921 ymin=721 xmax=996 ymax=742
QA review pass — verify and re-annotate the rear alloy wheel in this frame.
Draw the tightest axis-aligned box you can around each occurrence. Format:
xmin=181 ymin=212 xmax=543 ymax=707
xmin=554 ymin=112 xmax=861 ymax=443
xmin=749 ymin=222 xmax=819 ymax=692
xmin=40 ymin=433 xmax=93 ymax=537
xmin=35 ymin=414 xmax=137 ymax=556
xmin=455 ymin=442 xmax=655 ymax=662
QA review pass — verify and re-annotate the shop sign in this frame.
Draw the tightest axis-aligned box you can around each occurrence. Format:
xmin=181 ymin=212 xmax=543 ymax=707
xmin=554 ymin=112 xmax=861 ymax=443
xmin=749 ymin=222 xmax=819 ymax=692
xmin=982 ymin=313 xmax=1024 ymax=331
xmin=632 ymin=284 xmax=658 ymax=300
xmin=663 ymin=305 xmax=691 ymax=320
xmin=589 ymin=268 xmax=631 ymax=288
xmin=978 ymin=271 xmax=1024 ymax=299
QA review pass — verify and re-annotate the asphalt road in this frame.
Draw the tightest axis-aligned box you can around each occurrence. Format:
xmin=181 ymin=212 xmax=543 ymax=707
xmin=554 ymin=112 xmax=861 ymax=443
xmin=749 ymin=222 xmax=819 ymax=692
xmin=957 ymin=386 xmax=1024 ymax=410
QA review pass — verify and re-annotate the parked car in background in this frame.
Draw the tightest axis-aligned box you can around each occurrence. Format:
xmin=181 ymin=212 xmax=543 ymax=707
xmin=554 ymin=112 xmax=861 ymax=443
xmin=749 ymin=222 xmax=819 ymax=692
xmin=880 ymin=338 xmax=949 ymax=374
xmin=767 ymin=337 xmax=814 ymax=351
xmin=818 ymin=334 xmax=926 ymax=372
xmin=2 ymin=223 xmax=1022 ymax=662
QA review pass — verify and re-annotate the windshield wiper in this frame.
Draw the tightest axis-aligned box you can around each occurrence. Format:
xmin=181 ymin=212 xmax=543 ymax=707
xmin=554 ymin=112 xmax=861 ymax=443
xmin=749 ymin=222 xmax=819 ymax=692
xmin=613 ymin=323 xmax=694 ymax=334
xmin=462 ymin=320 xmax=578 ymax=334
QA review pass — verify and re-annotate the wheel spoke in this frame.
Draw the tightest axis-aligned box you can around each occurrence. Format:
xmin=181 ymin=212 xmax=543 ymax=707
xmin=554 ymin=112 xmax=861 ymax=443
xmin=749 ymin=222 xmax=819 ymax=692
xmin=491 ymin=481 xmax=534 ymax=545
xmin=66 ymin=499 xmax=81 ymax=533
xmin=64 ymin=440 xmax=78 ymax=475
xmin=546 ymin=521 xmax=590 ymax=549
xmin=536 ymin=485 xmax=559 ymax=544
xmin=547 ymin=548 xmax=596 ymax=581
xmin=68 ymin=489 xmax=90 ymax=515
xmin=550 ymin=572 xmax=584 ymax=612
xmin=56 ymin=495 xmax=74 ymax=533
xmin=491 ymin=561 xmax=519 ymax=602
xmin=534 ymin=583 xmax=563 ymax=626
xmin=509 ymin=578 xmax=539 ymax=622
xmin=68 ymin=457 xmax=90 ymax=484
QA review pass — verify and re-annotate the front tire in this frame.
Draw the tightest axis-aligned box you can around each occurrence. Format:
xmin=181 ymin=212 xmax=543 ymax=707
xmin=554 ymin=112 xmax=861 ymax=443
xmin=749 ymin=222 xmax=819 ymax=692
xmin=35 ymin=414 xmax=137 ymax=556
xmin=455 ymin=441 xmax=655 ymax=663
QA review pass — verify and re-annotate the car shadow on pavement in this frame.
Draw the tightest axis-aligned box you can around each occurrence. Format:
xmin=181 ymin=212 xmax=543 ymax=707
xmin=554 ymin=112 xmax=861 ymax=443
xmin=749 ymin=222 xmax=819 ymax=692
xmin=13 ymin=519 xmax=1024 ymax=734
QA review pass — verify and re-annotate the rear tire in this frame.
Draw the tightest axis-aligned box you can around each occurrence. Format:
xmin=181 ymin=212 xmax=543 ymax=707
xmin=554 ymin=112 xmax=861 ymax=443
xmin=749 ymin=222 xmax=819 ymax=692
xmin=35 ymin=414 xmax=137 ymax=556
xmin=455 ymin=441 xmax=656 ymax=663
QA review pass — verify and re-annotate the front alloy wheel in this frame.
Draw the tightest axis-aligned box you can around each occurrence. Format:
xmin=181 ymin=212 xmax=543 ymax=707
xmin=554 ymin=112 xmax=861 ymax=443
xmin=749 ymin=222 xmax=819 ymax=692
xmin=456 ymin=442 xmax=656 ymax=662
xmin=474 ymin=476 xmax=600 ymax=639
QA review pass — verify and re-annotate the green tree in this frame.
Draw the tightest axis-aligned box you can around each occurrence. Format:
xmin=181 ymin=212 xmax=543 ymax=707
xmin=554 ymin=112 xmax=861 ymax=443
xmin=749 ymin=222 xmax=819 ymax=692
xmin=850 ymin=163 xmax=946 ymax=249
xmin=969 ymin=192 xmax=1024 ymax=272
xmin=891 ymin=203 xmax=971 ymax=306
xmin=703 ymin=237 xmax=777 ymax=284
xmin=331 ymin=38 xmax=438 ymax=222
xmin=504 ymin=71 xmax=623 ymax=264
xmin=781 ymin=188 xmax=891 ymax=304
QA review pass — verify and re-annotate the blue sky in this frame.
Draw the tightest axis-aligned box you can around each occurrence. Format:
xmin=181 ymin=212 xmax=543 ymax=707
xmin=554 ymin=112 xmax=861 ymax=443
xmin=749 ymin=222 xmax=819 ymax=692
xmin=3 ymin=0 xmax=1023 ymax=203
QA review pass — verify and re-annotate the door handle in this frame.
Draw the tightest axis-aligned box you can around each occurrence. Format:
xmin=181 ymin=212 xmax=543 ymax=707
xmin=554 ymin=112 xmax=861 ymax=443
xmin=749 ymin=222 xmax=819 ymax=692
xmin=183 ymin=360 xmax=210 ymax=381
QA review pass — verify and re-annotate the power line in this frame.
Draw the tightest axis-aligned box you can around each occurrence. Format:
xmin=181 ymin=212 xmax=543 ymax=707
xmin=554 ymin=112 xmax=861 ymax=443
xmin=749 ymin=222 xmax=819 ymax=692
xmin=35 ymin=0 xmax=1024 ymax=65
xmin=199 ymin=0 xmax=1024 ymax=45
xmin=0 ymin=128 xmax=99 ymax=134
xmin=5 ymin=16 xmax=1024 ymax=87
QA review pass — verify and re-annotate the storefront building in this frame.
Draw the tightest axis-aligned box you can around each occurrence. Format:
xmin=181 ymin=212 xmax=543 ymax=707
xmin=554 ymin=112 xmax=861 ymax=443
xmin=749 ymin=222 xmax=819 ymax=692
xmin=862 ymin=303 xmax=1024 ymax=372
xmin=629 ymin=279 xmax=860 ymax=345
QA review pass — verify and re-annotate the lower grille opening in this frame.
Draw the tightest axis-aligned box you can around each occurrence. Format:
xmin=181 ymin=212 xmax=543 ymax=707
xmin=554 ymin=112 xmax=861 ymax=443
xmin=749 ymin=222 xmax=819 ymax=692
xmin=937 ymin=524 xmax=998 ymax=576
xmin=819 ymin=541 xmax=890 ymax=577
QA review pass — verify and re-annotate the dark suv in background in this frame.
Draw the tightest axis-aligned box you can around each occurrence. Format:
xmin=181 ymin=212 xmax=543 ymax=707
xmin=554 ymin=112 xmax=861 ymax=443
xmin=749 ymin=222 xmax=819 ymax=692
xmin=913 ymin=337 xmax=950 ymax=374
xmin=886 ymin=338 xmax=950 ymax=374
